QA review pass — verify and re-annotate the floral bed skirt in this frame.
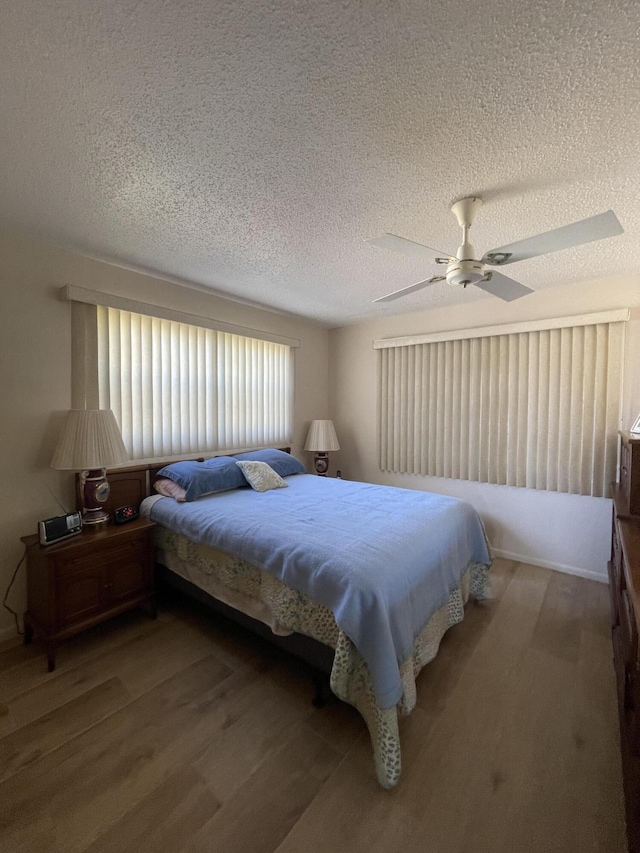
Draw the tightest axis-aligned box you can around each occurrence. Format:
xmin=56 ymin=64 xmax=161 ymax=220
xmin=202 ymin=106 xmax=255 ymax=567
xmin=155 ymin=526 xmax=490 ymax=788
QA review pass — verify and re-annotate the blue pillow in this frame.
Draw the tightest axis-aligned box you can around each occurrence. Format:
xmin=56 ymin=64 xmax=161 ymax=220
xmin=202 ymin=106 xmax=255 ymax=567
xmin=156 ymin=456 xmax=246 ymax=500
xmin=155 ymin=460 xmax=203 ymax=489
xmin=233 ymin=448 xmax=306 ymax=477
xmin=184 ymin=463 xmax=247 ymax=501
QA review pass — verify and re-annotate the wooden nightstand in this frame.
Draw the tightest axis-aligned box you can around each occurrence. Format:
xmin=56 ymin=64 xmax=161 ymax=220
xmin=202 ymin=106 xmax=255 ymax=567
xmin=22 ymin=517 xmax=156 ymax=671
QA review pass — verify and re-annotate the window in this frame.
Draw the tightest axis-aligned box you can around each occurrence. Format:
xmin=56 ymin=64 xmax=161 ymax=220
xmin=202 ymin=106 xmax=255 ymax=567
xmin=376 ymin=312 xmax=626 ymax=497
xmin=66 ymin=287 xmax=295 ymax=461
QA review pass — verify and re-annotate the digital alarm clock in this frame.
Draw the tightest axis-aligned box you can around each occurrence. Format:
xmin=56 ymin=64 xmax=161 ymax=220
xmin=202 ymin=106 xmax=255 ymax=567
xmin=114 ymin=504 xmax=139 ymax=525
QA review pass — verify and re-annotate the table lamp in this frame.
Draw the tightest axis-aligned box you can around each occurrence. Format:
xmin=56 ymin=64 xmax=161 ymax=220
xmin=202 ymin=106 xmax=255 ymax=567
xmin=304 ymin=419 xmax=340 ymax=476
xmin=51 ymin=409 xmax=129 ymax=525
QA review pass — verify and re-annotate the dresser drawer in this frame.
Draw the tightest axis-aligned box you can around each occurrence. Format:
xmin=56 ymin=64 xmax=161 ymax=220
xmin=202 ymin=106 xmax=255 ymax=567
xmin=620 ymin=431 xmax=640 ymax=516
xmin=612 ymin=522 xmax=624 ymax=579
xmin=629 ymin=671 xmax=640 ymax=755
xmin=620 ymin=589 xmax=639 ymax=668
xmin=620 ymin=440 xmax=631 ymax=506
xmin=608 ymin=560 xmax=620 ymax=628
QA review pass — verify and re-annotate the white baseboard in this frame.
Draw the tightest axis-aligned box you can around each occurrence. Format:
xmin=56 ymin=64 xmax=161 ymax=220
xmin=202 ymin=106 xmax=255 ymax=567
xmin=492 ymin=549 xmax=608 ymax=584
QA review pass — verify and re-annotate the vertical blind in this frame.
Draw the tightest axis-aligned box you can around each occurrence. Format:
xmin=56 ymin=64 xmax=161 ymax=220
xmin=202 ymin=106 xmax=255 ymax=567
xmin=378 ymin=321 xmax=624 ymax=496
xmin=97 ymin=306 xmax=293 ymax=459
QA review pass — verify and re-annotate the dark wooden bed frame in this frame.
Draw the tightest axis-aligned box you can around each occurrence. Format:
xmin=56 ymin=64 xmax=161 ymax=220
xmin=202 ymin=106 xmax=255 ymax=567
xmin=102 ymin=451 xmax=335 ymax=701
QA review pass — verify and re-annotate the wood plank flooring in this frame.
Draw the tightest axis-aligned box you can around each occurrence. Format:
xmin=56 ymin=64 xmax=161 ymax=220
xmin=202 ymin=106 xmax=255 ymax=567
xmin=0 ymin=559 xmax=626 ymax=852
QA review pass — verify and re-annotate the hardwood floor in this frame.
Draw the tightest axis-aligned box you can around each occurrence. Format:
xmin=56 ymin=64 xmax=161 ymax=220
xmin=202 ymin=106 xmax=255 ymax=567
xmin=0 ymin=559 xmax=626 ymax=852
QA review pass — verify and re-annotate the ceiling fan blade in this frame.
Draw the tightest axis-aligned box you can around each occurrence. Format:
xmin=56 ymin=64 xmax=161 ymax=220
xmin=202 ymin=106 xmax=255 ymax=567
xmin=482 ymin=210 xmax=623 ymax=266
xmin=474 ymin=272 xmax=533 ymax=302
xmin=366 ymin=233 xmax=452 ymax=261
xmin=373 ymin=276 xmax=445 ymax=303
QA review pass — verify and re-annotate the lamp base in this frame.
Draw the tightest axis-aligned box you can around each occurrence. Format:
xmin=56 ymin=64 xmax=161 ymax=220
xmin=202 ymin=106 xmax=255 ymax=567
xmin=79 ymin=468 xmax=111 ymax=526
xmin=82 ymin=509 xmax=110 ymax=526
xmin=313 ymin=452 xmax=329 ymax=476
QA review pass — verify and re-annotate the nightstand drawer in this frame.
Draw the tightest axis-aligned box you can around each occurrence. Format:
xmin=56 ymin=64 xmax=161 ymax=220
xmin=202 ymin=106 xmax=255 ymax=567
xmin=58 ymin=533 xmax=148 ymax=572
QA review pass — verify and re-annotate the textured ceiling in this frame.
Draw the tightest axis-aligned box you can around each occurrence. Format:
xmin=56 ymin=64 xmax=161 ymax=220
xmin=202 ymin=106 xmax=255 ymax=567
xmin=1 ymin=0 xmax=639 ymax=326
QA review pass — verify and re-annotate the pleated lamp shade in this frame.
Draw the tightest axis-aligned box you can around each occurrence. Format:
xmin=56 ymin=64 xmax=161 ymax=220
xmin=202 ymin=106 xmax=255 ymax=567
xmin=304 ymin=420 xmax=340 ymax=452
xmin=51 ymin=410 xmax=129 ymax=470
xmin=51 ymin=410 xmax=129 ymax=526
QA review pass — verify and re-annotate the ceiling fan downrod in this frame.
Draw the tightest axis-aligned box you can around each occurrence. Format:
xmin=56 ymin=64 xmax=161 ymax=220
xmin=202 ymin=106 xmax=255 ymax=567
xmin=446 ymin=197 xmax=485 ymax=288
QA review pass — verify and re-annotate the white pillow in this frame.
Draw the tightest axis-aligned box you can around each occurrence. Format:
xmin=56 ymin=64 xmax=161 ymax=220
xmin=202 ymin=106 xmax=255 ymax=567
xmin=235 ymin=460 xmax=289 ymax=492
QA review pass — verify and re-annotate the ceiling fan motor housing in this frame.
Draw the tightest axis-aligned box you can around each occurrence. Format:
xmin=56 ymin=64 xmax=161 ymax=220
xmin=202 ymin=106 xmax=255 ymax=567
xmin=446 ymin=258 xmax=484 ymax=287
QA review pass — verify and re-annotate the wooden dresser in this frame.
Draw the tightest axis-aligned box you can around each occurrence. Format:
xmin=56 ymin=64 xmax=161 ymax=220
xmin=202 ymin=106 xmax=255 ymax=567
xmin=609 ymin=431 xmax=640 ymax=853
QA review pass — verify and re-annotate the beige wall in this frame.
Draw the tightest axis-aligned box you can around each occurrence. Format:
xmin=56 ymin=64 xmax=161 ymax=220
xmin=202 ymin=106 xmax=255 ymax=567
xmin=329 ymin=274 xmax=640 ymax=581
xmin=0 ymin=232 xmax=330 ymax=639
xmin=3 ymin=229 xmax=637 ymax=637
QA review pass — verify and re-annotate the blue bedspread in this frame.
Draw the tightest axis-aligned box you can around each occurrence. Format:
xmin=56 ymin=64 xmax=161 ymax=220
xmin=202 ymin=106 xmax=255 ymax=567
xmin=147 ymin=474 xmax=491 ymax=708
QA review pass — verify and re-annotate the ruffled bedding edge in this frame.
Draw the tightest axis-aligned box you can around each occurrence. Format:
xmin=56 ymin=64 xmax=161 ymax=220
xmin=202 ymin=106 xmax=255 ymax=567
xmin=155 ymin=526 xmax=491 ymax=788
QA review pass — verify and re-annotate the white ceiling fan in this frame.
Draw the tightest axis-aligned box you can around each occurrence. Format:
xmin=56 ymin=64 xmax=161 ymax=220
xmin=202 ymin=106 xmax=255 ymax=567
xmin=367 ymin=198 xmax=623 ymax=303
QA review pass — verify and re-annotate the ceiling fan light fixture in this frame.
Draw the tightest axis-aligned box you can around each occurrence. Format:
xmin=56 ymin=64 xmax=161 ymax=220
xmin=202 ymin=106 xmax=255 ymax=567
xmin=446 ymin=258 xmax=485 ymax=288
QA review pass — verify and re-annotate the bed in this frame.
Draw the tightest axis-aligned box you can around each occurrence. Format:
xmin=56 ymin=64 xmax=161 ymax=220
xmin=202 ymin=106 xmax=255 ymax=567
xmin=105 ymin=449 xmax=492 ymax=788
